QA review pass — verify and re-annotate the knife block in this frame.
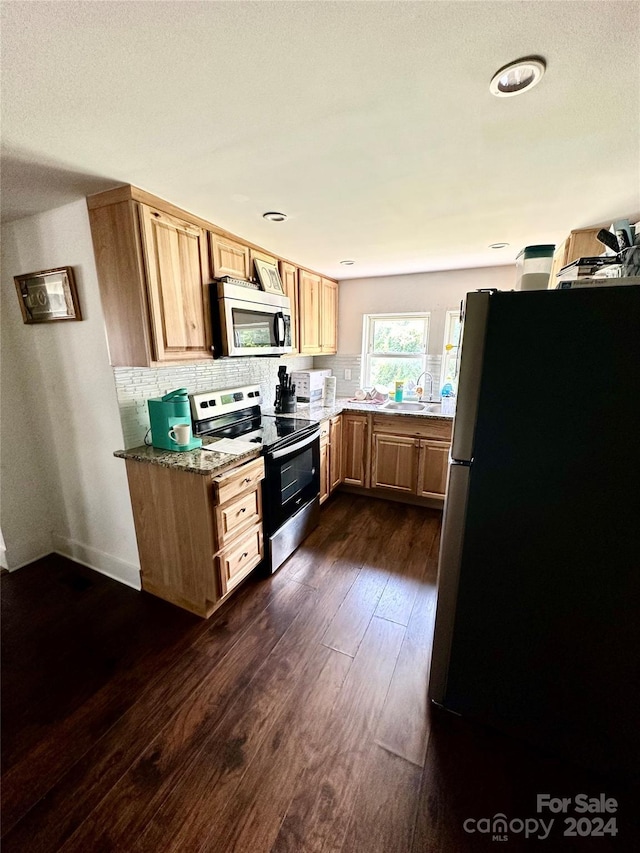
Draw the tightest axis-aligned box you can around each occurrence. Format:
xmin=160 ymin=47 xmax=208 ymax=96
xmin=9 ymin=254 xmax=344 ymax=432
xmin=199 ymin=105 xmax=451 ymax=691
xmin=275 ymin=385 xmax=297 ymax=414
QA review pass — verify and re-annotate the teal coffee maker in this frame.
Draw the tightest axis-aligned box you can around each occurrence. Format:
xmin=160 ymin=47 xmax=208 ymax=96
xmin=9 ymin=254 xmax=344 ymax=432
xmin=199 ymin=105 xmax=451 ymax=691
xmin=148 ymin=388 xmax=202 ymax=452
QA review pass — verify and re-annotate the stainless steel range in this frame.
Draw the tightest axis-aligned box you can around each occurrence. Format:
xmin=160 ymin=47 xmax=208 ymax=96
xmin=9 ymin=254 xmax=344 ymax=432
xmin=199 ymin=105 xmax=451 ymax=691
xmin=190 ymin=385 xmax=320 ymax=574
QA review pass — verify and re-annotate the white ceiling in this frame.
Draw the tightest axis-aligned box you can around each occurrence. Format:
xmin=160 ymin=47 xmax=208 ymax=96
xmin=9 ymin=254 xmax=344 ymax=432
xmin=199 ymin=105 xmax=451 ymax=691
xmin=2 ymin=1 xmax=639 ymax=279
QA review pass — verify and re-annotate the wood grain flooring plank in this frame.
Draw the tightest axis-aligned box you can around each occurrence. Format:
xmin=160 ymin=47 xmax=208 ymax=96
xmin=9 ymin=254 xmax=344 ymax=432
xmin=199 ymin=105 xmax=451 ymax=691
xmin=0 ymin=571 xmax=293 ymax=853
xmin=284 ymin=497 xmax=378 ymax=590
xmin=273 ymin=615 xmax=405 ymax=853
xmin=375 ymin=582 xmax=438 ymax=767
xmin=198 ymin=645 xmax=352 ymax=853
xmin=129 ymin=562 xmax=362 ymax=853
xmin=320 ymin=502 xmax=415 ymax=656
xmin=374 ymin=509 xmax=439 ymax=626
xmin=339 ymin=744 xmax=422 ymax=853
xmin=192 ymin=646 xmax=352 ymax=853
xmin=1 ymin=581 xmax=210 ymax=834
xmin=57 ymin=580 xmax=311 ymax=853
xmin=320 ymin=567 xmax=390 ymax=657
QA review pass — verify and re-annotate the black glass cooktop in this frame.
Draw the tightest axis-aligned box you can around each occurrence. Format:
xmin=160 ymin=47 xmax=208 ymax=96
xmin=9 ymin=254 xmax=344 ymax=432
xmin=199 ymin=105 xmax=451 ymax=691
xmin=199 ymin=407 xmax=316 ymax=452
xmin=256 ymin=415 xmax=316 ymax=451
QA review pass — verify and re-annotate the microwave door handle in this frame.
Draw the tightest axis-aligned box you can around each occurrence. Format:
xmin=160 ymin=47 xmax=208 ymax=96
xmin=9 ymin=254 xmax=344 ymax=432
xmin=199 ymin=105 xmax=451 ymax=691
xmin=273 ymin=311 xmax=285 ymax=346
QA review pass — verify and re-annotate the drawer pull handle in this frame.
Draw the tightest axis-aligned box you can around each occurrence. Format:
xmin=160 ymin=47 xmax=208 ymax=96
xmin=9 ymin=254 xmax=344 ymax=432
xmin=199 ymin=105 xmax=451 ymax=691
xmin=242 ymin=477 xmax=251 ymax=484
xmin=241 ymin=552 xmax=249 ymax=559
xmin=238 ymin=507 xmax=247 ymax=514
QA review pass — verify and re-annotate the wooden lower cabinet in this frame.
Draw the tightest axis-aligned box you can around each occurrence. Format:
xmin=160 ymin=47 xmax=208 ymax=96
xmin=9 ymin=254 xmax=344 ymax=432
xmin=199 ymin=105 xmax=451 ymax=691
xmin=125 ymin=455 xmax=265 ymax=617
xmin=342 ymin=413 xmax=369 ymax=487
xmin=339 ymin=412 xmax=452 ymax=502
xmin=320 ymin=415 xmax=343 ymax=505
xmin=320 ymin=435 xmax=330 ymax=505
xmin=371 ymin=434 xmax=419 ymax=493
xmin=329 ymin=415 xmax=343 ymax=491
xmin=417 ymin=439 xmax=450 ymax=498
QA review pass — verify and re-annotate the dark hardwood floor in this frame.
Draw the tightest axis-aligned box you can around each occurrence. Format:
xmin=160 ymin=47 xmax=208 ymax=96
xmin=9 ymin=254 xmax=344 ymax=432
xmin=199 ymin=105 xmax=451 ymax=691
xmin=1 ymin=494 xmax=637 ymax=852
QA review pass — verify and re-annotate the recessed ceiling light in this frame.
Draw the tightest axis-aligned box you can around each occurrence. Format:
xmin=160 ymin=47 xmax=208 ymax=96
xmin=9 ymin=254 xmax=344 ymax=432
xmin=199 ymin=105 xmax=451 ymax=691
xmin=262 ymin=211 xmax=287 ymax=222
xmin=490 ymin=57 xmax=546 ymax=97
xmin=339 ymin=259 xmax=355 ymax=265
xmin=489 ymin=242 xmax=510 ymax=249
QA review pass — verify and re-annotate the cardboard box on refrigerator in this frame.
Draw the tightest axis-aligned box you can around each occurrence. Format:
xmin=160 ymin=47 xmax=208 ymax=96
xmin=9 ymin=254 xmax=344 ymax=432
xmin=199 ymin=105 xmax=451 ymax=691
xmin=290 ymin=369 xmax=332 ymax=402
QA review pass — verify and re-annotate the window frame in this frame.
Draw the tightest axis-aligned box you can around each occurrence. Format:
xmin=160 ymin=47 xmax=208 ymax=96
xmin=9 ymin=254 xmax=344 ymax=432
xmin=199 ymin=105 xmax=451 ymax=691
xmin=361 ymin=312 xmax=431 ymax=391
xmin=441 ymin=308 xmax=462 ymax=391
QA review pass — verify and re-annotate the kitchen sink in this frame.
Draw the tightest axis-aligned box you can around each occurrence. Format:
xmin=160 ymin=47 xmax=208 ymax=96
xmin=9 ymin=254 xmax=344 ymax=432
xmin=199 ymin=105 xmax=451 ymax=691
xmin=380 ymin=401 xmax=440 ymax=413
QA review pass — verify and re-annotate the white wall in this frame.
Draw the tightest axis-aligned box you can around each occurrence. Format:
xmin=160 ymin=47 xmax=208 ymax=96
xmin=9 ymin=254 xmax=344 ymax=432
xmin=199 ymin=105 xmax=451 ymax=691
xmin=1 ymin=200 xmax=140 ymax=586
xmin=338 ymin=265 xmax=516 ymax=355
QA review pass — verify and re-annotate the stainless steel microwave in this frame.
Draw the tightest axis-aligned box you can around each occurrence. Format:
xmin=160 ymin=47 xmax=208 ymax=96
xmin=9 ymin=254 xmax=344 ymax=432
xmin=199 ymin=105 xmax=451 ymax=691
xmin=210 ymin=280 xmax=293 ymax=358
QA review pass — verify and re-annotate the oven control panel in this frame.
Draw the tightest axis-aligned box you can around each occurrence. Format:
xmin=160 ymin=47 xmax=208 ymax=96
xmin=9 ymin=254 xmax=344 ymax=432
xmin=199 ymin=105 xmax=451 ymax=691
xmin=190 ymin=385 xmax=261 ymax=421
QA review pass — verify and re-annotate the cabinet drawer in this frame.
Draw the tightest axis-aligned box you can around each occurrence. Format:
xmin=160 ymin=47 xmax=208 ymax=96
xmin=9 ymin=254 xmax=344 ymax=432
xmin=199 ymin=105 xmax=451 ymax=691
xmin=373 ymin=415 xmax=452 ymax=441
xmin=213 ymin=457 xmax=265 ymax=505
xmin=216 ymin=522 xmax=264 ymax=595
xmin=214 ymin=486 xmax=262 ymax=549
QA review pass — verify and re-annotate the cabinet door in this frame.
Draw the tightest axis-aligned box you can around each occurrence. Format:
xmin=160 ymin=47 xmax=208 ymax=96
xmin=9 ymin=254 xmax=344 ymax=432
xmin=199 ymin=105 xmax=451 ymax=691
xmin=298 ymin=271 xmax=322 ymax=354
xmin=139 ymin=205 xmax=210 ymax=362
xmin=417 ymin=439 xmax=450 ymax=498
xmin=371 ymin=434 xmax=419 ymax=493
xmin=210 ymin=233 xmax=251 ymax=280
xmin=321 ymin=278 xmax=338 ymax=354
xmin=320 ymin=438 xmax=330 ymax=505
xmin=279 ymin=261 xmax=299 ymax=353
xmin=329 ymin=415 xmax=343 ymax=492
xmin=342 ymin=414 xmax=369 ymax=487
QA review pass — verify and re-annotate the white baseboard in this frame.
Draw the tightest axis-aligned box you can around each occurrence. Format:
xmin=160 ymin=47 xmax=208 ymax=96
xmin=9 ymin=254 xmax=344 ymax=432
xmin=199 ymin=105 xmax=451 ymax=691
xmin=51 ymin=534 xmax=141 ymax=590
xmin=3 ymin=550 xmax=53 ymax=572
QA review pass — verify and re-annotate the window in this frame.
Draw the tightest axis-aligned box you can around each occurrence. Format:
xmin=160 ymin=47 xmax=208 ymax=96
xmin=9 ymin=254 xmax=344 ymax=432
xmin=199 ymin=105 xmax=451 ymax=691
xmin=441 ymin=309 xmax=462 ymax=391
xmin=362 ymin=313 xmax=430 ymax=393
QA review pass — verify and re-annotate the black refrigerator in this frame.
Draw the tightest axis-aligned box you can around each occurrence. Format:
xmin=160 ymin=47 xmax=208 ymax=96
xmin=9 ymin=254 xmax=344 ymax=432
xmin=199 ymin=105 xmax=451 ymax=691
xmin=428 ymin=284 xmax=640 ymax=779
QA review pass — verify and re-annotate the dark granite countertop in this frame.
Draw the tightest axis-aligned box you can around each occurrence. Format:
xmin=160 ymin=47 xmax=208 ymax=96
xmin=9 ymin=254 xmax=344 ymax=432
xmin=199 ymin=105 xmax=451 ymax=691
xmin=114 ymin=436 xmax=261 ymax=476
xmin=115 ymin=399 xmax=453 ymax=475
xmin=262 ymin=398 xmax=455 ymax=424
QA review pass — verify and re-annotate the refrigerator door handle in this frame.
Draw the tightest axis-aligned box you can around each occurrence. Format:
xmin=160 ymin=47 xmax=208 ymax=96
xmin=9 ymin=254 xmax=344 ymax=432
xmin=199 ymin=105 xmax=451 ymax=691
xmin=428 ymin=462 xmax=471 ymax=704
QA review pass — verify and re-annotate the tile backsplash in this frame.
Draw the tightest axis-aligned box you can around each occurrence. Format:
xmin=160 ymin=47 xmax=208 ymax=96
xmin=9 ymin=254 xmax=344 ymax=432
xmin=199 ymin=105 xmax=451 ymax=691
xmin=113 ymin=353 xmax=445 ymax=448
xmin=114 ymin=356 xmax=312 ymax=448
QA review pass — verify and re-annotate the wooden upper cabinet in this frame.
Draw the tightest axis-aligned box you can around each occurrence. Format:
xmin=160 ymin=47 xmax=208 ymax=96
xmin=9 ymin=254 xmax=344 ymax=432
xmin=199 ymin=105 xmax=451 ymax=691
xmin=139 ymin=205 xmax=210 ymax=362
xmin=548 ymin=227 xmax=603 ymax=288
xmin=279 ymin=261 xmax=299 ymax=354
xmin=210 ymin=233 xmax=251 ymax=280
xmin=299 ymin=271 xmax=322 ymax=354
xmin=321 ymin=278 xmax=338 ymax=354
xmin=298 ymin=273 xmax=338 ymax=355
xmin=87 ymin=185 xmax=335 ymax=367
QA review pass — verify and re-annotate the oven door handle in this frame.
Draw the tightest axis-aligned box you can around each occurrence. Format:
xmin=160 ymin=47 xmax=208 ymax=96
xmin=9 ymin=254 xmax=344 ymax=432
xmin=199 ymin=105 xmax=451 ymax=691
xmin=267 ymin=429 xmax=320 ymax=460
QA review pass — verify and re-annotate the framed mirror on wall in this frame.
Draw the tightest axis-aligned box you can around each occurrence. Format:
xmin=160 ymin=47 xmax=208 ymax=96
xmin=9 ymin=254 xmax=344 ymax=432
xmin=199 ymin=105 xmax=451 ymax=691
xmin=14 ymin=266 xmax=82 ymax=324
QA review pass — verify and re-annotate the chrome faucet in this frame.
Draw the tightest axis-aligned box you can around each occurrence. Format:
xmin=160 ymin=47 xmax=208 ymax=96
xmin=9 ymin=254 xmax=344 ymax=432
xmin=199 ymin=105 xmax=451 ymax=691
xmin=415 ymin=371 xmax=434 ymax=402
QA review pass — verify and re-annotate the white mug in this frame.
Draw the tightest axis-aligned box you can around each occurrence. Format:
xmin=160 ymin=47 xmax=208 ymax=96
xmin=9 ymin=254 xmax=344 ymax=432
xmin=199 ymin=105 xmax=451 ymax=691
xmin=169 ymin=423 xmax=191 ymax=445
